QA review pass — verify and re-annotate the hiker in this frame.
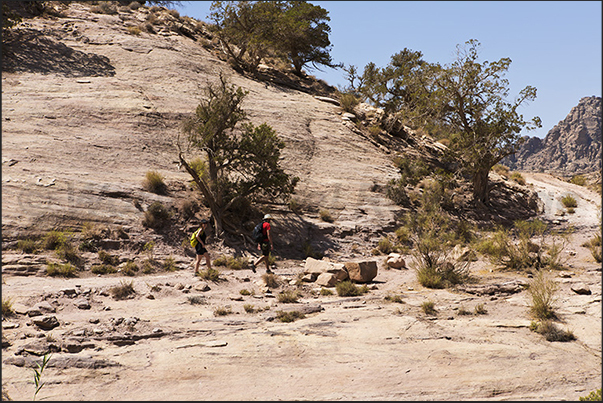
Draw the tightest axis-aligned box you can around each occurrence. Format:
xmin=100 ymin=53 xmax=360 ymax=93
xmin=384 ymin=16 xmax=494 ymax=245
xmin=193 ymin=218 xmax=212 ymax=274
xmin=253 ymin=214 xmax=274 ymax=274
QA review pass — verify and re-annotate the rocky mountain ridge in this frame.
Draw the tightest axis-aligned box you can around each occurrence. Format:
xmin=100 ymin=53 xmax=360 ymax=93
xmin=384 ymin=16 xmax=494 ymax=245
xmin=504 ymin=96 xmax=602 ymax=176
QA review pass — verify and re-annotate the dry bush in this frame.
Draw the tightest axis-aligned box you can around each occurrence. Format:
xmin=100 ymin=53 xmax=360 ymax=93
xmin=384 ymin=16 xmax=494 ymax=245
xmin=197 ymin=268 xmax=222 ymax=281
xmin=277 ymin=290 xmax=300 ymax=303
xmin=143 ymin=170 xmax=167 ymax=195
xmin=122 ymin=261 xmax=139 ymax=276
xmin=510 ymin=171 xmax=525 ymax=185
xmin=319 ymin=209 xmax=334 ymax=223
xmin=421 ymin=301 xmax=437 ymax=315
xmin=569 ymin=174 xmax=587 ymax=186
xmin=110 ymin=280 xmax=136 ymax=300
xmin=339 ymin=92 xmax=359 ymax=113
xmin=213 ymin=306 xmax=232 ymax=316
xmin=187 ymin=295 xmax=206 ymax=305
xmin=527 ymin=269 xmax=558 ymax=320
xmin=561 ymin=194 xmax=577 ymax=208
xmin=91 ymin=264 xmax=118 ymax=275
xmin=335 ymin=280 xmax=368 ymax=297
xmin=98 ymin=250 xmax=120 ymax=266
xmin=143 ymin=201 xmax=171 ymax=229
xmin=275 ymin=310 xmax=305 ymax=322
xmin=16 ymin=238 xmax=37 ymax=254
xmin=262 ymin=273 xmax=280 ymax=288
xmin=2 ymin=297 xmax=15 ymax=317
xmin=530 ymin=320 xmax=575 ymax=342
xmin=582 ymin=233 xmax=602 ymax=263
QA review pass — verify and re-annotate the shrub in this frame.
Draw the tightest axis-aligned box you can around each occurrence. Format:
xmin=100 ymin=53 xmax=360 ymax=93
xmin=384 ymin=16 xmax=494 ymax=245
xmin=17 ymin=238 xmax=38 ymax=254
xmin=46 ymin=262 xmax=77 ymax=277
xmin=275 ymin=310 xmax=305 ymax=323
xmin=214 ymin=255 xmax=249 ymax=270
xmin=243 ymin=304 xmax=255 ymax=313
xmin=339 ymin=92 xmax=359 ymax=113
xmin=122 ymin=261 xmax=139 ymax=276
xmin=527 ymin=270 xmax=558 ymax=320
xmin=55 ymin=242 xmax=83 ymax=267
xmin=377 ymin=236 xmax=395 ymax=254
xmin=40 ymin=230 xmax=67 ymax=250
xmin=143 ymin=201 xmax=170 ymax=229
xmin=492 ymin=164 xmax=510 ymax=178
xmin=421 ymin=301 xmax=437 ymax=315
xmin=288 ymin=198 xmax=303 ymax=214
xmin=457 ymin=306 xmax=472 ymax=316
xmin=384 ymin=294 xmax=404 ymax=304
xmin=2 ymin=297 xmax=15 ymax=317
xmin=277 ymin=290 xmax=300 ymax=303
xmin=163 ymin=256 xmax=177 ymax=271
xmin=319 ymin=209 xmax=334 ymax=223
xmin=320 ymin=288 xmax=334 ymax=296
xmin=510 ymin=172 xmax=525 ymax=185
xmin=561 ymin=194 xmax=577 ymax=208
xmin=110 ymin=280 xmax=136 ymax=300
xmin=530 ymin=320 xmax=576 ymax=342
xmin=262 ymin=273 xmax=279 ymax=288
xmin=198 ymin=267 xmax=221 ymax=281
xmin=335 ymin=280 xmax=368 ymax=297
xmin=415 ymin=261 xmax=471 ymax=289
xmin=127 ymin=26 xmax=141 ymax=35
xmin=187 ymin=295 xmax=206 ymax=305
xmin=91 ymin=264 xmax=118 ymax=275
xmin=239 ymin=289 xmax=252 ymax=296
xmin=213 ymin=306 xmax=232 ymax=316
xmin=569 ymin=175 xmax=587 ymax=186
xmin=98 ymin=250 xmax=120 ymax=266
xmin=142 ymin=170 xmax=167 ymax=195
xmin=579 ymin=389 xmax=602 ymax=401
xmin=583 ymin=233 xmax=602 ymax=263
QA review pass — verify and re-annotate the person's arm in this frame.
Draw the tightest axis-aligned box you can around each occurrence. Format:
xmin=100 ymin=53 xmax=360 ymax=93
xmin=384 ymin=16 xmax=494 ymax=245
xmin=267 ymin=228 xmax=273 ymax=249
xmin=196 ymin=229 xmax=204 ymax=246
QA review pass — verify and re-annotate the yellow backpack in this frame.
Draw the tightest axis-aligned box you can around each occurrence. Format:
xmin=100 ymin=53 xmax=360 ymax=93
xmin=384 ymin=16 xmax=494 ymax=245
xmin=190 ymin=228 xmax=200 ymax=247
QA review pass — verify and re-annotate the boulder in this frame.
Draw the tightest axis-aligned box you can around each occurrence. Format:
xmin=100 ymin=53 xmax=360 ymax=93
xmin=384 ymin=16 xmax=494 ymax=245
xmin=315 ymin=272 xmax=338 ymax=287
xmin=386 ymin=253 xmax=406 ymax=269
xmin=344 ymin=261 xmax=378 ymax=283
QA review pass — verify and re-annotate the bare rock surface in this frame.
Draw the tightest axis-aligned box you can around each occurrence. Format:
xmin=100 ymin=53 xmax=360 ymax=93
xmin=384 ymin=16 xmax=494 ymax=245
xmin=2 ymin=3 xmax=601 ymax=401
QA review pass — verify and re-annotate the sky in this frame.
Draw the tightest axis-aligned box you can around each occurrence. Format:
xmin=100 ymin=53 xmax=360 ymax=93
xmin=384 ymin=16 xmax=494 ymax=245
xmin=173 ymin=1 xmax=602 ymax=139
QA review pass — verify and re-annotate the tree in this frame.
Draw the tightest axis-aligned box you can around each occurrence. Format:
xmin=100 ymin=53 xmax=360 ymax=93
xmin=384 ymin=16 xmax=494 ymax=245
xmin=432 ymin=40 xmax=541 ymax=205
xmin=272 ymin=1 xmax=340 ymax=76
xmin=178 ymin=74 xmax=297 ymax=237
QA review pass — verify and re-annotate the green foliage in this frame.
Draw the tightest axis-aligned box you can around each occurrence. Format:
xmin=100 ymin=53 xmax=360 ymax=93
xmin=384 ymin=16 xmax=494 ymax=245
xmin=244 ymin=304 xmax=255 ymax=313
xmin=33 ymin=353 xmax=51 ymax=401
xmin=421 ymin=301 xmax=437 ymax=315
xmin=198 ymin=268 xmax=222 ymax=281
xmin=339 ymin=92 xmax=360 ymax=113
xmin=2 ymin=4 xmax=23 ymax=32
xmin=98 ymin=250 xmax=120 ymax=266
xmin=110 ymin=280 xmax=136 ymax=300
xmin=510 ymin=171 xmax=525 ymax=185
xmin=163 ymin=256 xmax=177 ymax=271
xmin=335 ymin=280 xmax=368 ymax=297
xmin=319 ymin=209 xmax=334 ymax=222
xmin=209 ymin=1 xmax=338 ymax=75
xmin=16 ymin=238 xmax=38 ymax=254
xmin=275 ymin=310 xmax=305 ymax=322
xmin=277 ymin=290 xmax=300 ymax=303
xmin=122 ymin=261 xmax=139 ymax=276
xmin=530 ymin=320 xmax=576 ymax=342
xmin=569 ymin=174 xmax=587 ymax=186
xmin=579 ymin=388 xmax=602 ymax=401
xmin=91 ymin=264 xmax=118 ymax=275
xmin=180 ymin=75 xmax=296 ymax=235
xmin=2 ymin=297 xmax=15 ymax=318
xmin=142 ymin=170 xmax=167 ymax=195
xmin=213 ymin=306 xmax=232 ymax=316
xmin=40 ymin=230 xmax=67 ymax=250
xmin=46 ymin=262 xmax=77 ymax=278
xmin=583 ymin=233 xmax=602 ymax=263
xmin=527 ymin=270 xmax=558 ymax=320
xmin=320 ymin=288 xmax=334 ymax=296
xmin=213 ymin=255 xmax=250 ymax=270
xmin=143 ymin=201 xmax=171 ymax=229
xmin=561 ymin=194 xmax=577 ymax=208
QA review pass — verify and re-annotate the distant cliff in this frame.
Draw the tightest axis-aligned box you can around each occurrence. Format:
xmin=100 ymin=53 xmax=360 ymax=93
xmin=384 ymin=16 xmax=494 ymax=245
xmin=504 ymin=96 xmax=601 ymax=175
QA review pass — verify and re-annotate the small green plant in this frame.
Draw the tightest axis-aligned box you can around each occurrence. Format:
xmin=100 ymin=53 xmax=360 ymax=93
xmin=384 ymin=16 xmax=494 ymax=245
xmin=243 ymin=304 xmax=255 ymax=313
xmin=421 ymin=301 xmax=437 ymax=315
xmin=163 ymin=256 xmax=177 ymax=271
xmin=262 ymin=273 xmax=280 ymax=288
xmin=55 ymin=242 xmax=83 ymax=267
xmin=98 ymin=250 xmax=120 ymax=266
xmin=187 ymin=295 xmax=206 ymax=305
xmin=2 ymin=297 xmax=15 ymax=317
xmin=17 ymin=238 xmax=38 ymax=254
xmin=377 ymin=236 xmax=395 ymax=254
xmin=320 ymin=288 xmax=334 ymax=296
xmin=527 ymin=270 xmax=558 ymax=320
xmin=40 ymin=230 xmax=67 ymax=250
xmin=569 ymin=174 xmax=587 ymax=186
xmin=579 ymin=388 xmax=602 ymax=401
xmin=198 ymin=267 xmax=221 ymax=281
xmin=492 ymin=164 xmax=510 ymax=178
xmin=46 ymin=262 xmax=77 ymax=277
xmin=143 ymin=201 xmax=170 ymax=229
xmin=275 ymin=310 xmax=305 ymax=322
xmin=213 ymin=306 xmax=232 ymax=316
xmin=33 ymin=353 xmax=51 ymax=401
xmin=122 ymin=261 xmax=139 ymax=276
xmin=384 ymin=294 xmax=404 ymax=303
xmin=239 ymin=289 xmax=252 ymax=296
xmin=91 ymin=264 xmax=118 ymax=275
xmin=583 ymin=233 xmax=602 ymax=263
xmin=339 ymin=92 xmax=359 ymax=113
xmin=288 ymin=198 xmax=303 ymax=214
xmin=457 ymin=306 xmax=472 ymax=316
xmin=142 ymin=170 xmax=167 ymax=195
xmin=530 ymin=320 xmax=576 ymax=342
xmin=510 ymin=171 xmax=525 ymax=185
xmin=110 ymin=280 xmax=136 ymax=300
xmin=277 ymin=290 xmax=300 ymax=303
xmin=561 ymin=194 xmax=577 ymax=208
xmin=127 ymin=26 xmax=141 ymax=35
xmin=335 ymin=280 xmax=368 ymax=297
xmin=319 ymin=209 xmax=334 ymax=223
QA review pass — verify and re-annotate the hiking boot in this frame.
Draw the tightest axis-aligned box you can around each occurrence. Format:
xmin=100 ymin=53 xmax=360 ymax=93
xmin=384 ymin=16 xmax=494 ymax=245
xmin=251 ymin=265 xmax=256 ymax=273
xmin=266 ymin=268 xmax=273 ymax=274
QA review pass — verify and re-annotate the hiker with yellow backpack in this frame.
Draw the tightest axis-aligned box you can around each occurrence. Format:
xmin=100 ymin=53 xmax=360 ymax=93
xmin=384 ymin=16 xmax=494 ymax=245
xmin=190 ymin=218 xmax=212 ymax=276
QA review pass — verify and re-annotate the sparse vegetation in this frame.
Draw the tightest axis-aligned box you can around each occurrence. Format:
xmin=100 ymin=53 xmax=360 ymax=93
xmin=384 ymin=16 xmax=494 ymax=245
xmin=384 ymin=294 xmax=404 ymax=303
xmin=335 ymin=280 xmax=368 ymax=297
xmin=213 ymin=255 xmax=250 ymax=270
xmin=529 ymin=320 xmax=575 ymax=342
xmin=46 ymin=262 xmax=77 ymax=277
xmin=143 ymin=201 xmax=171 ymax=229
xmin=163 ymin=256 xmax=177 ymax=271
xmin=527 ymin=269 xmax=558 ymax=320
xmin=2 ymin=297 xmax=15 ymax=317
xmin=275 ymin=310 xmax=305 ymax=323
xmin=213 ymin=306 xmax=232 ymax=316
xmin=579 ymin=388 xmax=602 ymax=401
xmin=16 ymin=238 xmax=38 ymax=254
xmin=239 ymin=289 xmax=252 ymax=296
xmin=197 ymin=268 xmax=222 ymax=281
xmin=244 ymin=304 xmax=255 ymax=313
xmin=339 ymin=92 xmax=359 ymax=113
xmin=262 ymin=273 xmax=280 ymax=288
xmin=319 ymin=209 xmax=334 ymax=223
xmin=561 ymin=194 xmax=577 ymax=208
xmin=110 ymin=280 xmax=136 ymax=300
xmin=143 ymin=170 xmax=167 ymax=195
xmin=277 ymin=290 xmax=300 ymax=303
xmin=122 ymin=261 xmax=139 ymax=276
xmin=320 ymin=288 xmax=334 ymax=296
xmin=583 ymin=232 xmax=602 ymax=263
xmin=91 ymin=264 xmax=118 ymax=275
xmin=474 ymin=303 xmax=487 ymax=315
xmin=421 ymin=301 xmax=437 ymax=315
xmin=569 ymin=174 xmax=587 ymax=186
xmin=510 ymin=171 xmax=525 ymax=185
xmin=187 ymin=295 xmax=206 ymax=305
xmin=99 ymin=250 xmax=120 ymax=266
xmin=32 ymin=353 xmax=51 ymax=401
xmin=457 ymin=306 xmax=472 ymax=316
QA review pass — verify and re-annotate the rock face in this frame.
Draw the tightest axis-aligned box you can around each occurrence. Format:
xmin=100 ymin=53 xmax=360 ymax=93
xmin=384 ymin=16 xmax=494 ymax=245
xmin=504 ymin=96 xmax=602 ymax=175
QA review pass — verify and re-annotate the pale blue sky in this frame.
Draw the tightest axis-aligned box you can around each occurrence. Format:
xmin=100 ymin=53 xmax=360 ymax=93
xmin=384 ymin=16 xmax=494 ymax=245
xmin=174 ymin=1 xmax=602 ymax=139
